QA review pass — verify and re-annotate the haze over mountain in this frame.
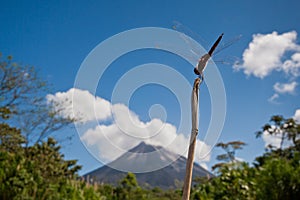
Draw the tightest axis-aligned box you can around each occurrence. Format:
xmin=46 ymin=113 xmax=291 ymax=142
xmin=84 ymin=142 xmax=213 ymax=189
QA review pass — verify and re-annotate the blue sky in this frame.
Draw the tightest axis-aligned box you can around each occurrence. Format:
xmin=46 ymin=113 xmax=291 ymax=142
xmin=1 ymin=0 xmax=300 ymax=174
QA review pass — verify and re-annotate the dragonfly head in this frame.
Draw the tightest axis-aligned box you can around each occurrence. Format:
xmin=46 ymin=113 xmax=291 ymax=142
xmin=194 ymin=68 xmax=200 ymax=75
xmin=194 ymin=65 xmax=204 ymax=81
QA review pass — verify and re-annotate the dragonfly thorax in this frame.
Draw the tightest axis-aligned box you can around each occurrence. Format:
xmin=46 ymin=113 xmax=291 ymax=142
xmin=195 ymin=53 xmax=211 ymax=75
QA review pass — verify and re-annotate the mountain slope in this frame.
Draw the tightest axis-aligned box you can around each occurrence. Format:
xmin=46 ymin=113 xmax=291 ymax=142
xmin=84 ymin=142 xmax=213 ymax=189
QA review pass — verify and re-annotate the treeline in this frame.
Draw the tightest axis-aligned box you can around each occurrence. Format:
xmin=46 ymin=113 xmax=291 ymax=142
xmin=1 ymin=54 xmax=300 ymax=199
xmin=190 ymin=115 xmax=300 ymax=199
xmin=0 ymin=54 xmax=91 ymax=199
xmin=0 ymin=128 xmax=181 ymax=199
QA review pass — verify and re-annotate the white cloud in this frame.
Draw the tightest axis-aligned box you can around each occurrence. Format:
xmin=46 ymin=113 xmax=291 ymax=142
xmin=294 ymin=109 xmax=300 ymax=122
xmin=268 ymin=93 xmax=280 ymax=104
xmin=262 ymin=130 xmax=282 ymax=149
xmin=46 ymin=88 xmax=112 ymax=123
xmin=283 ymin=53 xmax=300 ymax=76
xmin=268 ymin=81 xmax=297 ymax=104
xmin=236 ymin=31 xmax=300 ymax=78
xmin=273 ymin=81 xmax=297 ymax=94
xmin=50 ymin=88 xmax=211 ymax=165
xmin=262 ymin=129 xmax=293 ymax=150
xmin=235 ymin=157 xmax=244 ymax=162
xmin=262 ymin=109 xmax=300 ymax=149
xmin=81 ymin=121 xmax=211 ymax=164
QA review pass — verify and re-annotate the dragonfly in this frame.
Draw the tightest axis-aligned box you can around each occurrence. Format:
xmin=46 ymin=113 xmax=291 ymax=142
xmin=193 ymin=33 xmax=223 ymax=80
xmin=159 ymin=21 xmax=242 ymax=80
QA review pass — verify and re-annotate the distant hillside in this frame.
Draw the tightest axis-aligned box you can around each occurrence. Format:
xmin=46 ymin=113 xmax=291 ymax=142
xmin=84 ymin=142 xmax=213 ymax=189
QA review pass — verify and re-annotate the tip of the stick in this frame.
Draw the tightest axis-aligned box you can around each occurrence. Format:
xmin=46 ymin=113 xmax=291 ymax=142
xmin=194 ymin=78 xmax=201 ymax=88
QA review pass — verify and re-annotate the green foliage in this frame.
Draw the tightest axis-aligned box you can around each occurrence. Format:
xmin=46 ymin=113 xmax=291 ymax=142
xmin=197 ymin=162 xmax=256 ymax=200
xmin=120 ymin=172 xmax=139 ymax=190
xmin=255 ymin=157 xmax=300 ymax=200
xmin=115 ymin=172 xmax=145 ymax=200
xmin=0 ymin=123 xmax=108 ymax=199
xmin=0 ymin=53 xmax=98 ymax=199
xmin=191 ymin=115 xmax=300 ymax=200
xmin=0 ymin=123 xmax=25 ymax=152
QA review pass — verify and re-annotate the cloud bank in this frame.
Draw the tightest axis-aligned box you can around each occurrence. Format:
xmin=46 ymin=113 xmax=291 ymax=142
xmin=47 ymin=88 xmax=211 ymax=167
xmin=47 ymin=88 xmax=112 ymax=123
xmin=236 ymin=31 xmax=300 ymax=78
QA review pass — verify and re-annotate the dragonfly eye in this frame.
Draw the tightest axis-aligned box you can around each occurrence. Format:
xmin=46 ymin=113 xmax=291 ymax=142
xmin=194 ymin=68 xmax=200 ymax=75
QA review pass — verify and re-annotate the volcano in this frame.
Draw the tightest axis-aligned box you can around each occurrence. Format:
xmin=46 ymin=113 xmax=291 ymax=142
xmin=84 ymin=142 xmax=213 ymax=189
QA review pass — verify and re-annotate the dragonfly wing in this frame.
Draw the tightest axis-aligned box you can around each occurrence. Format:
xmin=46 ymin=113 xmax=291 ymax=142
xmin=173 ymin=21 xmax=241 ymax=58
xmin=154 ymin=42 xmax=199 ymax=66
xmin=213 ymin=34 xmax=242 ymax=55
xmin=177 ymin=32 xmax=203 ymax=58
xmin=211 ymin=55 xmax=242 ymax=65
xmin=172 ymin=21 xmax=209 ymax=49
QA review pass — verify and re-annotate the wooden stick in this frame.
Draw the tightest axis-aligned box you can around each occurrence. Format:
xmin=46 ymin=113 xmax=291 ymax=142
xmin=182 ymin=77 xmax=201 ymax=200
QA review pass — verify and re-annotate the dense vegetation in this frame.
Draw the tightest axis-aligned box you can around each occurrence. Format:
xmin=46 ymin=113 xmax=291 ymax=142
xmin=1 ymin=54 xmax=299 ymax=199
xmin=191 ymin=115 xmax=300 ymax=200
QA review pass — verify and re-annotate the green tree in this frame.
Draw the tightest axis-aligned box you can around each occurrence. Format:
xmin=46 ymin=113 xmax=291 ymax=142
xmin=115 ymin=172 xmax=145 ymax=200
xmin=0 ymin=53 xmax=96 ymax=199
xmin=0 ymin=122 xmax=106 ymax=200
xmin=0 ymin=126 xmax=83 ymax=199
xmin=254 ymin=115 xmax=300 ymax=199
xmin=256 ymin=115 xmax=300 ymax=156
xmin=0 ymin=53 xmax=75 ymax=144
xmin=255 ymin=157 xmax=300 ymax=200
xmin=212 ymin=140 xmax=246 ymax=171
xmin=193 ymin=140 xmax=256 ymax=199
xmin=192 ymin=115 xmax=300 ymax=200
